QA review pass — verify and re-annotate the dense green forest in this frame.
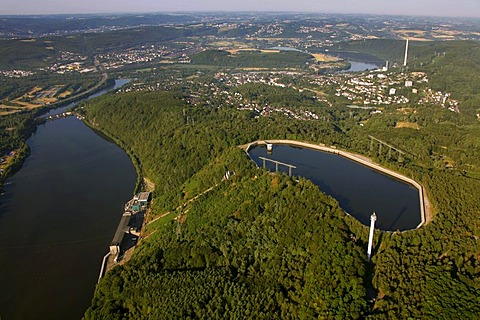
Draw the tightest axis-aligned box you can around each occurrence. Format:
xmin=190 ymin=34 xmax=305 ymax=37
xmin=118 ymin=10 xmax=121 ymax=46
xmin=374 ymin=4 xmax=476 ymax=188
xmin=86 ymin=151 xmax=368 ymax=319
xmin=191 ymin=50 xmax=314 ymax=69
xmin=81 ymin=92 xmax=369 ymax=318
xmin=80 ymin=91 xmax=341 ymax=211
xmin=81 ymin=85 xmax=480 ymax=318
xmin=0 ymin=111 xmax=34 ymax=187
xmin=234 ymin=83 xmax=317 ymax=108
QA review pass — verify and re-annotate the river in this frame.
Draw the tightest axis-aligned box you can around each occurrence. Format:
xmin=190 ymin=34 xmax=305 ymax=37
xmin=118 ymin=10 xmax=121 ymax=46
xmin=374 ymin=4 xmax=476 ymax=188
xmin=0 ymin=80 xmax=137 ymax=320
xmin=248 ymin=144 xmax=421 ymax=231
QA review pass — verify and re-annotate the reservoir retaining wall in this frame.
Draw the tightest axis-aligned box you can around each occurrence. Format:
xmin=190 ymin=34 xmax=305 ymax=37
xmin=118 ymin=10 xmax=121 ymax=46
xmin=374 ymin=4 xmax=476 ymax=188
xmin=245 ymin=139 xmax=428 ymax=229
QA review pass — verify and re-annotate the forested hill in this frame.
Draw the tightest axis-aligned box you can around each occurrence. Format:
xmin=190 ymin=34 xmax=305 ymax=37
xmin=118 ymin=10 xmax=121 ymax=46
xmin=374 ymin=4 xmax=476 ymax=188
xmin=81 ymin=90 xmax=480 ymax=318
xmin=0 ymin=26 xmax=216 ymax=69
xmin=81 ymin=91 xmax=341 ymax=211
xmin=81 ymin=92 xmax=368 ymax=318
xmin=86 ymin=153 xmax=369 ymax=318
xmin=190 ymin=50 xmax=314 ymax=69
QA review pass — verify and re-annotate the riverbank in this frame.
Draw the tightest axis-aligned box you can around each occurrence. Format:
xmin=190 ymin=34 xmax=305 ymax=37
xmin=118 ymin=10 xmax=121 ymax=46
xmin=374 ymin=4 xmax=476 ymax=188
xmin=244 ymin=139 xmax=431 ymax=229
xmin=0 ymin=74 xmax=112 ymax=194
xmin=0 ymin=112 xmax=137 ymax=320
xmin=80 ymin=119 xmax=144 ymax=194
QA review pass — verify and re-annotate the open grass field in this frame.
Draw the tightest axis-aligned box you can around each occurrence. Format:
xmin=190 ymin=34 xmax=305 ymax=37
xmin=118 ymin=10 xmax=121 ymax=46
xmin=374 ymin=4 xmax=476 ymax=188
xmin=395 ymin=121 xmax=421 ymax=130
xmin=397 ymin=107 xmax=418 ymax=114
xmin=227 ymin=48 xmax=280 ymax=54
xmin=311 ymin=53 xmax=341 ymax=62
xmin=208 ymin=40 xmax=250 ymax=48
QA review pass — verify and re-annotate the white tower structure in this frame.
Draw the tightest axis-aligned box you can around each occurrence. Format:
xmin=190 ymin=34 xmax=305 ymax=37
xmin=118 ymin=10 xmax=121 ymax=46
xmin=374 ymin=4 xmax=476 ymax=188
xmin=403 ymin=38 xmax=409 ymax=67
xmin=367 ymin=212 xmax=377 ymax=261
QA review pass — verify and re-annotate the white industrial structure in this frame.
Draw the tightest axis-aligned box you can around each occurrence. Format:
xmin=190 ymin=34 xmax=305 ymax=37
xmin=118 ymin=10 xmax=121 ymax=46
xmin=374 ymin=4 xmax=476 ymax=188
xmin=382 ymin=60 xmax=389 ymax=71
xmin=367 ymin=212 xmax=377 ymax=261
xmin=403 ymin=38 xmax=409 ymax=67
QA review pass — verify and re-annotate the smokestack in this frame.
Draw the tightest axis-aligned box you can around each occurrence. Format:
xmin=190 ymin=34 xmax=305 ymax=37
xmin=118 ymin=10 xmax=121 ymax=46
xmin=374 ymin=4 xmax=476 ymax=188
xmin=367 ymin=212 xmax=377 ymax=261
xmin=403 ymin=38 xmax=409 ymax=67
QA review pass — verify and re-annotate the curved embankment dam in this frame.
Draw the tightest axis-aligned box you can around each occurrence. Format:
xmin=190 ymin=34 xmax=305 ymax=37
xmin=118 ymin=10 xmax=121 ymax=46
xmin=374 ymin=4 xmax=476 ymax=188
xmin=244 ymin=140 xmax=429 ymax=230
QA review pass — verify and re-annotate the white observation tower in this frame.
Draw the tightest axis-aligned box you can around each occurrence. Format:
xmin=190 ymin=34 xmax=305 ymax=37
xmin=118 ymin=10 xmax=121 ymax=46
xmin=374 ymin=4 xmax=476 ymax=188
xmin=367 ymin=212 xmax=377 ymax=261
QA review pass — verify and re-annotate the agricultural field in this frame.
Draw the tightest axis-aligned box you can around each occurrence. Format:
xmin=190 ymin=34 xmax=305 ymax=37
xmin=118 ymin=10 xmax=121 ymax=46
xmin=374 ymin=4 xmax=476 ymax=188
xmin=311 ymin=53 xmax=342 ymax=62
xmin=0 ymin=85 xmax=69 ymax=115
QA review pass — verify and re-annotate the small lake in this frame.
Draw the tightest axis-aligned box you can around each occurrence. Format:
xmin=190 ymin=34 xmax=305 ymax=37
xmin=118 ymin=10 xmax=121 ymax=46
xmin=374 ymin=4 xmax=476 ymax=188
xmin=268 ymin=47 xmax=382 ymax=72
xmin=248 ymin=144 xmax=421 ymax=231
xmin=268 ymin=46 xmax=306 ymax=53
xmin=0 ymin=80 xmax=137 ymax=320
xmin=326 ymin=50 xmax=384 ymax=72
xmin=346 ymin=61 xmax=382 ymax=72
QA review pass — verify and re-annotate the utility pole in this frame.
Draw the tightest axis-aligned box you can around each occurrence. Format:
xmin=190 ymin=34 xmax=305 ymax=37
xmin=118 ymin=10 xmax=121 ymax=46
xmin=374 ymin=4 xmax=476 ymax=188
xmin=367 ymin=212 xmax=377 ymax=261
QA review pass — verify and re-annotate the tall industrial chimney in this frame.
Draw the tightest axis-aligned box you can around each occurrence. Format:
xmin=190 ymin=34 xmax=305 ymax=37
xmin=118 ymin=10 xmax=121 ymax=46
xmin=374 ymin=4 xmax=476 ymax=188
xmin=403 ymin=38 xmax=409 ymax=67
xmin=367 ymin=212 xmax=377 ymax=261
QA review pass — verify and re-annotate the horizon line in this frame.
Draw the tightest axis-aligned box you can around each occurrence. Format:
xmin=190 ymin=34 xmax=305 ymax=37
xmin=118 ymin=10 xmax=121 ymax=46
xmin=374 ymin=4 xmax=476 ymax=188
xmin=0 ymin=10 xmax=478 ymax=19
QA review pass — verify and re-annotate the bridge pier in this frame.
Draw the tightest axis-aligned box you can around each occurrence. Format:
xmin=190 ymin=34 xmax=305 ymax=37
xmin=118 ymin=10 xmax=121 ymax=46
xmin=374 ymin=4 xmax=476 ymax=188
xmin=369 ymin=135 xmax=407 ymax=162
xmin=259 ymin=156 xmax=296 ymax=177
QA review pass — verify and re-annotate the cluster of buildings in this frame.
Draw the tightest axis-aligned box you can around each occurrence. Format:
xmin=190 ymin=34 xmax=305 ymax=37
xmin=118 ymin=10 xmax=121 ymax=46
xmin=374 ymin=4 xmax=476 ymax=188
xmin=44 ymin=51 xmax=94 ymax=74
xmin=237 ymin=103 xmax=320 ymax=121
xmin=331 ymin=70 xmax=459 ymax=111
xmin=0 ymin=70 xmax=34 ymax=78
xmin=420 ymin=89 xmax=459 ymax=113
xmin=214 ymin=71 xmax=300 ymax=88
xmin=59 ymin=51 xmax=88 ymax=62
xmin=247 ymin=23 xmax=284 ymax=38
xmin=98 ymin=45 xmax=174 ymax=70
xmin=48 ymin=61 xmax=95 ymax=74
xmin=119 ymin=68 xmax=321 ymax=121
xmin=208 ymin=72 xmax=321 ymax=120
xmin=335 ymin=73 xmax=412 ymax=106
xmin=298 ymin=25 xmax=334 ymax=34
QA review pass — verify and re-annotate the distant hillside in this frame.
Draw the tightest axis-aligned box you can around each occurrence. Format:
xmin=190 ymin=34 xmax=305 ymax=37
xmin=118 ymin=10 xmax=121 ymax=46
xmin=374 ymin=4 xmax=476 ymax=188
xmin=0 ymin=14 xmax=199 ymax=37
xmin=191 ymin=49 xmax=314 ymax=69
xmin=331 ymin=39 xmax=480 ymax=116
xmin=0 ymin=26 xmax=216 ymax=69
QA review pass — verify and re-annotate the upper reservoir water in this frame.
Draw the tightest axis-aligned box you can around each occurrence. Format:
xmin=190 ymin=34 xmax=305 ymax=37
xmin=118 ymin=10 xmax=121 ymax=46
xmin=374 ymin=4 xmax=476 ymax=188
xmin=248 ymin=144 xmax=421 ymax=231
xmin=0 ymin=80 xmax=137 ymax=320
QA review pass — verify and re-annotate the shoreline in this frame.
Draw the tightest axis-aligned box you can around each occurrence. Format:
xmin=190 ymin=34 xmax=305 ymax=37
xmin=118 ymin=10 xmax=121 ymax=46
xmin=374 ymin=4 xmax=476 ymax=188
xmin=0 ymin=75 xmax=112 ymax=193
xmin=244 ymin=139 xmax=431 ymax=230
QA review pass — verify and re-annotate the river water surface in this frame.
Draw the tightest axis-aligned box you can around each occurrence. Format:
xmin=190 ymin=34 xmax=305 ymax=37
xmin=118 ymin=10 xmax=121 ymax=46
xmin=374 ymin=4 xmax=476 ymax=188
xmin=0 ymin=80 xmax=137 ymax=320
xmin=248 ymin=144 xmax=421 ymax=231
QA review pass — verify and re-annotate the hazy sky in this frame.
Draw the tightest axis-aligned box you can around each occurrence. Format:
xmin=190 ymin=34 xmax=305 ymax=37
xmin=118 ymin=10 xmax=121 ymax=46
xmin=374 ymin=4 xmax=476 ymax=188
xmin=1 ymin=0 xmax=479 ymax=17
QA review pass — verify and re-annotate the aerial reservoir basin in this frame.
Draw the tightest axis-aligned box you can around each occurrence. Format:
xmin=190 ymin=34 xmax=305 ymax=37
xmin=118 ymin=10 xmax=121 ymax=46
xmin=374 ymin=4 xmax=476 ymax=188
xmin=247 ymin=142 xmax=424 ymax=231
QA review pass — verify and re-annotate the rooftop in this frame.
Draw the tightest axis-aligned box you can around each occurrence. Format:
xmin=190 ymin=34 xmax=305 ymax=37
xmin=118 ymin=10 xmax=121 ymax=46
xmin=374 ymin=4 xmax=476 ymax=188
xmin=135 ymin=192 xmax=151 ymax=202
